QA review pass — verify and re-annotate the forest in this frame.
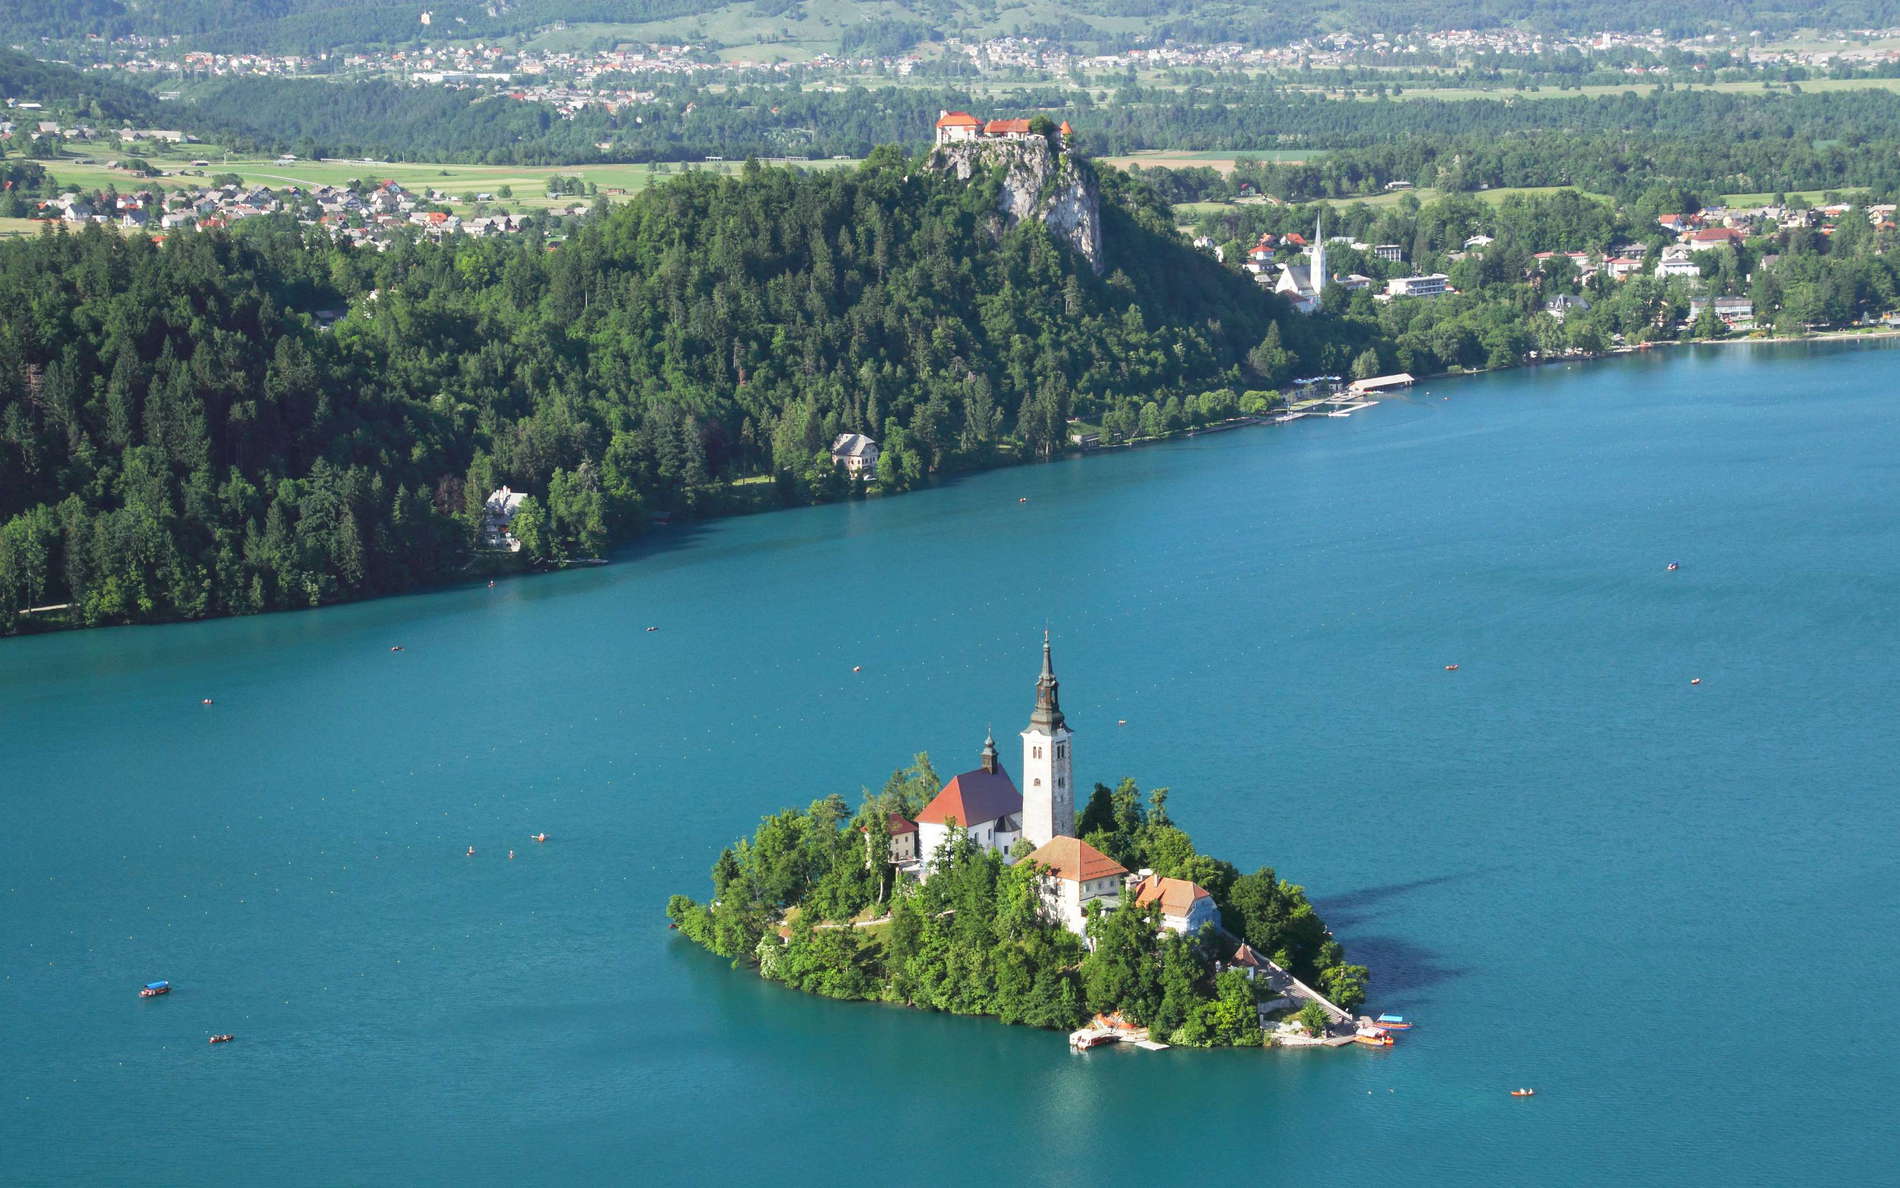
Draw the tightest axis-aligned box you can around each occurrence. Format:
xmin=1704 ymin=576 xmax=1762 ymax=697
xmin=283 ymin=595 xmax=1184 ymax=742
xmin=10 ymin=139 xmax=1900 ymax=632
xmin=665 ymin=758 xmax=1366 ymax=1044
xmin=0 ymin=148 xmax=1325 ymax=629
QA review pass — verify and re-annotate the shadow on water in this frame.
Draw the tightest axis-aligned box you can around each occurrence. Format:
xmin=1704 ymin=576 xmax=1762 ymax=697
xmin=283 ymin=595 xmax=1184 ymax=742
xmin=1315 ymin=869 xmax=1498 ymax=928
xmin=1340 ymin=933 xmax=1470 ymax=999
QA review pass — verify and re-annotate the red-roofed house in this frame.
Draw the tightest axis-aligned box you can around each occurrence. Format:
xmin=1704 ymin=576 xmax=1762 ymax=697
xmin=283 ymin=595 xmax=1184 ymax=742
xmin=934 ymin=110 xmax=982 ymax=145
xmin=1025 ymin=836 xmax=1127 ymax=936
xmin=887 ymin=813 xmax=919 ymax=866
xmin=1658 ymin=213 xmax=1692 ymax=234
xmin=983 ymin=118 xmax=1034 ymax=139
xmin=915 ymin=734 xmax=1022 ymax=864
xmin=1687 ymin=226 xmax=1742 ymax=251
xmin=1131 ymin=873 xmax=1221 ymax=935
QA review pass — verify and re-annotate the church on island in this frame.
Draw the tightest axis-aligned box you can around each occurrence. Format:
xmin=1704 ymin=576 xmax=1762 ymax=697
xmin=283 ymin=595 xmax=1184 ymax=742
xmin=890 ymin=634 xmax=1218 ymax=941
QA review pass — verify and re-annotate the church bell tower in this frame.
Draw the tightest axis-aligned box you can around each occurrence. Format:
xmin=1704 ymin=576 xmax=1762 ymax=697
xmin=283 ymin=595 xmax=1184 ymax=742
xmin=1021 ymin=631 xmax=1075 ymax=848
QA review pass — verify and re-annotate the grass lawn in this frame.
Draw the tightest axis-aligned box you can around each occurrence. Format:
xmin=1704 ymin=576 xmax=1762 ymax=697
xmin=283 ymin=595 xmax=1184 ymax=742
xmin=0 ymin=216 xmax=49 ymax=239
xmin=30 ymin=151 xmax=861 ymax=217
xmin=1173 ymin=184 xmax=1612 ymax=219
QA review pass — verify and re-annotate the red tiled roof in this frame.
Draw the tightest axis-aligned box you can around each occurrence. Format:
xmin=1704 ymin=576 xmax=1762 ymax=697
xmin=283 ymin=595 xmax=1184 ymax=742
xmin=936 ymin=110 xmax=982 ymax=128
xmin=1025 ymin=836 xmax=1127 ymax=883
xmin=1132 ymin=874 xmax=1211 ymax=916
xmin=984 ymin=118 xmax=1032 ymax=135
xmin=915 ymin=767 xmax=1021 ymax=827
xmin=887 ymin=812 xmax=917 ymax=835
xmin=1689 ymin=227 xmax=1739 ymax=242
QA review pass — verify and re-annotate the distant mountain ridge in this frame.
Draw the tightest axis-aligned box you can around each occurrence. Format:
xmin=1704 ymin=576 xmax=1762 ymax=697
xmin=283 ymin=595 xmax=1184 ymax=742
xmin=7 ymin=0 xmax=1900 ymax=54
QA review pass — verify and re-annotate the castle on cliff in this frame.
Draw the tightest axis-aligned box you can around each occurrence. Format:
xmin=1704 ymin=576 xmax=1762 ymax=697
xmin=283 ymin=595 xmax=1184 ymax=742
xmin=934 ymin=111 xmax=1073 ymax=146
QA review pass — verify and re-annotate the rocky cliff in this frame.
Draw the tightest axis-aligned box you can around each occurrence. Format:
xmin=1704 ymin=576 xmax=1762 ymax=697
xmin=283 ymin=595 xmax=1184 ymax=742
xmin=926 ymin=136 xmax=1104 ymax=274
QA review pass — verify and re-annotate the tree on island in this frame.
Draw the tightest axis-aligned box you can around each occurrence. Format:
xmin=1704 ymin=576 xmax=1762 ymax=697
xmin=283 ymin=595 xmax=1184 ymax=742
xmin=1298 ymin=1000 xmax=1331 ymax=1036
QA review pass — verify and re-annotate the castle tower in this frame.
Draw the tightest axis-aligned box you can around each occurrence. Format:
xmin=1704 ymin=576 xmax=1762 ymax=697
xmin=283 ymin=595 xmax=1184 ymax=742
xmin=1020 ymin=631 xmax=1075 ymax=847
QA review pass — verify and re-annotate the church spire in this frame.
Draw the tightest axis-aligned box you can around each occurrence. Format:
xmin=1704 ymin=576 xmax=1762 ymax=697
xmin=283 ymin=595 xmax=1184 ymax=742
xmin=980 ymin=729 xmax=999 ymax=774
xmin=1028 ymin=630 xmax=1066 ymax=733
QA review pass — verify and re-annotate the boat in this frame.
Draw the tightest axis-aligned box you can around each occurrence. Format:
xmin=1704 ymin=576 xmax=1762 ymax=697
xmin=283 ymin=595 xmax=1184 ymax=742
xmin=531 ymin=832 xmax=548 ymax=843
xmin=1690 ymin=678 xmax=1702 ymax=686
xmin=645 ymin=626 xmax=659 ymax=632
xmin=1069 ymin=1028 xmax=1118 ymax=1050
xmin=1666 ymin=561 xmax=1680 ymax=571
xmin=1444 ymin=664 xmax=1459 ymax=671
xmin=1374 ymin=1015 xmax=1413 ymax=1030
xmin=389 ymin=645 xmax=404 ymax=652
xmin=139 ymin=981 xmax=170 ymax=997
xmin=1511 ymin=1088 xmax=1536 ymax=1097
xmin=1353 ymin=1029 xmax=1393 ymax=1047
xmin=208 ymin=1034 xmax=234 ymax=1044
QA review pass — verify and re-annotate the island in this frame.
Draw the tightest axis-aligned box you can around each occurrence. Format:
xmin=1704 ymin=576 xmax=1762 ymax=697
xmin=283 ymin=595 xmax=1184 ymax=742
xmin=668 ymin=634 xmax=1374 ymax=1049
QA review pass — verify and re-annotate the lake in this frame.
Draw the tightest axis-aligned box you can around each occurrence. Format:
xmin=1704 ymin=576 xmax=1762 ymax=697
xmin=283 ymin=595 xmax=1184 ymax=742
xmin=4 ymin=341 xmax=1897 ymax=1185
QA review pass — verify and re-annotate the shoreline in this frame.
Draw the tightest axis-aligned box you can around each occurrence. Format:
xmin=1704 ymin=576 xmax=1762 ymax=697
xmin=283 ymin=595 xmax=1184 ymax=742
xmin=12 ymin=328 xmax=1896 ymax=638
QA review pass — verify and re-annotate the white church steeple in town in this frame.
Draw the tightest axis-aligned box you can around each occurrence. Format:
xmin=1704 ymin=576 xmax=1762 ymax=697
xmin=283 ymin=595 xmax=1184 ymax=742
xmin=1020 ymin=631 xmax=1075 ymax=848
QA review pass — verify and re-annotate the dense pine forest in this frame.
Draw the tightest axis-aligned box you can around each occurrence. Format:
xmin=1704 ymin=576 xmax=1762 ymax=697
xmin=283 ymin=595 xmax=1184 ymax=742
xmin=0 ymin=150 xmax=1323 ymax=630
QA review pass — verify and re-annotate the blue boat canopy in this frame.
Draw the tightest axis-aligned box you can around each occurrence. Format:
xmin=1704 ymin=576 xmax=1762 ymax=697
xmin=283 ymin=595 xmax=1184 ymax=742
xmin=1376 ymin=1014 xmax=1405 ymax=1023
xmin=145 ymin=981 xmax=169 ymax=990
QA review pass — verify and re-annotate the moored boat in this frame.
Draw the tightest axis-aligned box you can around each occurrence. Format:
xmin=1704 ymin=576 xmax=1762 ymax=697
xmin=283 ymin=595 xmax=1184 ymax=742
xmin=1353 ymin=1028 xmax=1394 ymax=1047
xmin=139 ymin=980 xmax=170 ymax=998
xmin=1374 ymin=1014 xmax=1412 ymax=1030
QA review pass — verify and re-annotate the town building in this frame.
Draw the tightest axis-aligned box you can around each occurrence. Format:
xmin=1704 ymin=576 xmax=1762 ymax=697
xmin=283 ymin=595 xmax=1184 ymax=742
xmin=1130 ymin=873 xmax=1220 ymax=935
xmin=1384 ymin=273 xmax=1450 ymax=298
xmin=829 ymin=432 xmax=879 ymax=477
xmin=1656 ymin=245 xmax=1702 ymax=279
xmin=1689 ymin=296 xmax=1756 ymax=329
xmin=1019 ymin=632 xmax=1073 ymax=849
xmin=1025 ymin=835 xmax=1127 ymax=936
xmin=1371 ymin=243 xmax=1404 ymax=262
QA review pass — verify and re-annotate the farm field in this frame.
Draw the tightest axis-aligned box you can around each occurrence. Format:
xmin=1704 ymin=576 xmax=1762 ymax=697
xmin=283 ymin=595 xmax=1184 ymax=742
xmin=29 ymin=152 xmax=860 ymax=216
xmin=1172 ymin=185 xmax=1615 ymax=218
xmin=0 ymin=217 xmax=46 ymax=239
xmin=1101 ymin=149 xmax=1317 ymax=171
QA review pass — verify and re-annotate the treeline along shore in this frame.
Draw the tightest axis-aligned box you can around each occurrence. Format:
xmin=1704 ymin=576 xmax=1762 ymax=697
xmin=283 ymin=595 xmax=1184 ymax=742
xmin=8 ymin=136 xmax=1900 ymax=634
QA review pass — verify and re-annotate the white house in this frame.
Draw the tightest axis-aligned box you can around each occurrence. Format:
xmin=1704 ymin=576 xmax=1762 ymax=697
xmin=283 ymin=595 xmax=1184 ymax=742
xmin=1130 ymin=873 xmax=1220 ymax=936
xmin=481 ymin=486 xmax=527 ymax=551
xmin=914 ymin=734 xmax=1022 ymax=868
xmin=1385 ymin=273 xmax=1450 ymax=298
xmin=1656 ymin=245 xmax=1702 ymax=279
xmin=1025 ymin=835 xmax=1127 ymax=938
xmin=829 ymin=432 xmax=879 ymax=478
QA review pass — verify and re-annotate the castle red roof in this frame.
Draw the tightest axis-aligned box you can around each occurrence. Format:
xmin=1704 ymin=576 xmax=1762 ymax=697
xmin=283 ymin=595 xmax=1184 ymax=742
xmin=916 ymin=767 xmax=1021 ymax=827
xmin=984 ymin=118 xmax=1032 ymax=135
xmin=935 ymin=110 xmax=982 ymax=128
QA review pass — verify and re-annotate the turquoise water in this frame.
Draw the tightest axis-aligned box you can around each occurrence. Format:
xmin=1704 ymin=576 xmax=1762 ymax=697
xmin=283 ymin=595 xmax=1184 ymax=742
xmin=5 ymin=342 xmax=1899 ymax=1185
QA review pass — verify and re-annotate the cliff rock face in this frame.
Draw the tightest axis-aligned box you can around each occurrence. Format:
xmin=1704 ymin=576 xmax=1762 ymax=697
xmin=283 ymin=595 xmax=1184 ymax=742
xmin=927 ymin=137 xmax=1104 ymax=274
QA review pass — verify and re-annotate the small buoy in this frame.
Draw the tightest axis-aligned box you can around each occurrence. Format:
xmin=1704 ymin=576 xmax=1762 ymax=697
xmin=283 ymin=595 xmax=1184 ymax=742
xmin=1690 ymin=677 xmax=1702 ymax=685
xmin=1444 ymin=664 xmax=1460 ymax=671
xmin=466 ymin=846 xmax=475 ymax=857
xmin=508 ymin=850 xmax=515 ymax=860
